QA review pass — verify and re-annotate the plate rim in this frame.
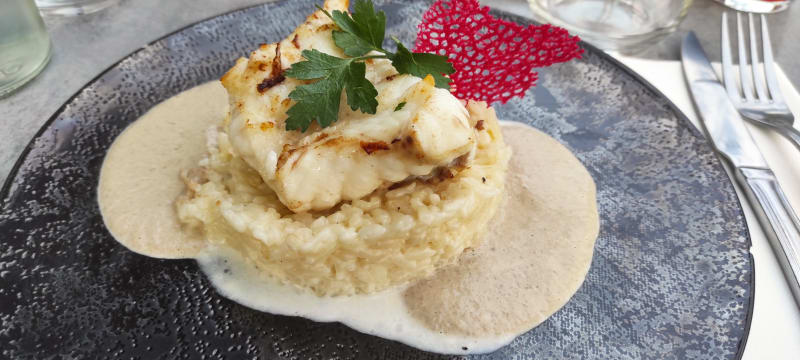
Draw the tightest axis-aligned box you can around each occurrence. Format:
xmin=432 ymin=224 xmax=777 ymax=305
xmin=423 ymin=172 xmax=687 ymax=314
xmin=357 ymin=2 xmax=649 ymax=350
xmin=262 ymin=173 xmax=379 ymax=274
xmin=0 ymin=1 xmax=755 ymax=358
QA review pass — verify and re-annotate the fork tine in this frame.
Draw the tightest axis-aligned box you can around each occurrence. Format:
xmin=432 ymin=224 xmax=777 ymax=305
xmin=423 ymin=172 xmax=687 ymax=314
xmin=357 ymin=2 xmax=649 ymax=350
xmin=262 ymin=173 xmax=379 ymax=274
xmin=748 ymin=13 xmax=768 ymax=100
xmin=736 ymin=12 xmax=755 ymax=101
xmin=761 ymin=14 xmax=783 ymax=102
xmin=721 ymin=12 xmax=740 ymax=100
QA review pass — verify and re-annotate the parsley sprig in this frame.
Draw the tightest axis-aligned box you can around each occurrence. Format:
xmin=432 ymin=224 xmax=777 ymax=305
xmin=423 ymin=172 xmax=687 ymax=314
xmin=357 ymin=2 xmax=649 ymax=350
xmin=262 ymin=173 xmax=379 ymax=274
xmin=283 ymin=0 xmax=455 ymax=132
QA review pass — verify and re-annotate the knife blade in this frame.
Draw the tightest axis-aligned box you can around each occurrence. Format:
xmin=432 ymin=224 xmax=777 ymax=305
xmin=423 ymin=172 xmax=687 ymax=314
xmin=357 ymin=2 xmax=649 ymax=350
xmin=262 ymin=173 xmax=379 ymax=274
xmin=682 ymin=31 xmax=800 ymax=308
xmin=681 ymin=32 xmax=767 ymax=169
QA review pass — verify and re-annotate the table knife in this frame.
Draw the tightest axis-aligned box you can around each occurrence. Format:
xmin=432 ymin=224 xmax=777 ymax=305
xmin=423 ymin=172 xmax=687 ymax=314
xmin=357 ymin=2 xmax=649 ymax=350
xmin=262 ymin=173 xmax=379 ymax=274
xmin=682 ymin=31 xmax=800 ymax=307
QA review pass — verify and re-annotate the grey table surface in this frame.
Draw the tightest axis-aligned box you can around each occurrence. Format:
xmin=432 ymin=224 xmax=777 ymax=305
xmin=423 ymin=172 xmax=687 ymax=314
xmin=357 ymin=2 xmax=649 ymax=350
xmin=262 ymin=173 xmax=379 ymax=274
xmin=1 ymin=0 xmax=799 ymax=185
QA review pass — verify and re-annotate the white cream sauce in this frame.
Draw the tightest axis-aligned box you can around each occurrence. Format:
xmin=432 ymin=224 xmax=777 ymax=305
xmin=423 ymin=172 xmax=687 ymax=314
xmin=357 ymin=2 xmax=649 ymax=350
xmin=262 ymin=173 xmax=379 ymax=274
xmin=197 ymin=245 xmax=516 ymax=355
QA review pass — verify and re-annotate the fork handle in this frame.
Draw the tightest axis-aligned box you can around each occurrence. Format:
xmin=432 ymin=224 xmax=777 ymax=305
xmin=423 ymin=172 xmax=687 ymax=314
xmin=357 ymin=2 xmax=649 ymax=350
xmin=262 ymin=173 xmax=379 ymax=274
xmin=736 ymin=167 xmax=800 ymax=308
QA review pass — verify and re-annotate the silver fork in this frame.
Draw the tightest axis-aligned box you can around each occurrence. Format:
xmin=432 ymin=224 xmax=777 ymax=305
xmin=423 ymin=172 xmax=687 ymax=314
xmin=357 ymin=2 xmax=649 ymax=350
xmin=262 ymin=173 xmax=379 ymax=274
xmin=721 ymin=12 xmax=800 ymax=150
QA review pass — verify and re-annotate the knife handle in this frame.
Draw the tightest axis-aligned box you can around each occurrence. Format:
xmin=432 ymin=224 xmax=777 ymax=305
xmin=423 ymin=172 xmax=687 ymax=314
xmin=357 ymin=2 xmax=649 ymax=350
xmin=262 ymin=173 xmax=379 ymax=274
xmin=736 ymin=167 xmax=800 ymax=307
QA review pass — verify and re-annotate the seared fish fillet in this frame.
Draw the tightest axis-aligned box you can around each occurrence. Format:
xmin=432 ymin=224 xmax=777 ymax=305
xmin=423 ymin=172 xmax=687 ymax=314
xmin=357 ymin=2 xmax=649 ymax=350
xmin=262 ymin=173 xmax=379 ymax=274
xmin=220 ymin=0 xmax=476 ymax=212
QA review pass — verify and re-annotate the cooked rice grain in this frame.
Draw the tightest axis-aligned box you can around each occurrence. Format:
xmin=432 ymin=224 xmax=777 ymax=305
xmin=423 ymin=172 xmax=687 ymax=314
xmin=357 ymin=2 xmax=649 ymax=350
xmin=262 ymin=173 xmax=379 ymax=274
xmin=176 ymin=101 xmax=510 ymax=295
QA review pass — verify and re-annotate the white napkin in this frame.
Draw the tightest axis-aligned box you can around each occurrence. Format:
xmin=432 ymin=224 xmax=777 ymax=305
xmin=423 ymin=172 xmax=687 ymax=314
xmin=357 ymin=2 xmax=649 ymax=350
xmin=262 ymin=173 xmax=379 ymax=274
xmin=613 ymin=55 xmax=800 ymax=360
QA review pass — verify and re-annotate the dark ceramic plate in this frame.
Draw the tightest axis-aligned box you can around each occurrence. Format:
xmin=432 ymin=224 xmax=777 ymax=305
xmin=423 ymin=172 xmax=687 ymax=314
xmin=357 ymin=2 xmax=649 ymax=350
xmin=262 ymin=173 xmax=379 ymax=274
xmin=0 ymin=0 xmax=753 ymax=358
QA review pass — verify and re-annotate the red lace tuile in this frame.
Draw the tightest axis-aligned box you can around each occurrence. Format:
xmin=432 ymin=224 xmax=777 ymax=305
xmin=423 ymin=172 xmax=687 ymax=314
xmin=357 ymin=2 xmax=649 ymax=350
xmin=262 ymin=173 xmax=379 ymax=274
xmin=414 ymin=0 xmax=583 ymax=104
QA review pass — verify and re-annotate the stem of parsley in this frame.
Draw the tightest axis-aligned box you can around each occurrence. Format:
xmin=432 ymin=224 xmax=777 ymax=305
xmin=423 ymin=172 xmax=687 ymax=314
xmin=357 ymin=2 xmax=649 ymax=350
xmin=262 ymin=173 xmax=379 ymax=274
xmin=352 ymin=54 xmax=389 ymax=61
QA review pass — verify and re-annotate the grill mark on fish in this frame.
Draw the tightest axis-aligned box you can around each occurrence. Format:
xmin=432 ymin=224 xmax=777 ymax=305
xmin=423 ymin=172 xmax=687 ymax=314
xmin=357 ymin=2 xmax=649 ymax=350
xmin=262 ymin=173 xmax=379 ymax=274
xmin=257 ymin=43 xmax=285 ymax=93
xmin=360 ymin=141 xmax=390 ymax=154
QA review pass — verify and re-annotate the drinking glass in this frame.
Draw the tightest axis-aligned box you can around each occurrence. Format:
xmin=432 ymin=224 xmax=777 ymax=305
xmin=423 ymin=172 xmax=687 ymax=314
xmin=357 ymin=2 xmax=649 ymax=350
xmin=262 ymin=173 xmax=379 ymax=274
xmin=712 ymin=0 xmax=791 ymax=13
xmin=35 ymin=0 xmax=119 ymax=16
xmin=527 ymin=0 xmax=692 ymax=53
xmin=0 ymin=0 xmax=51 ymax=97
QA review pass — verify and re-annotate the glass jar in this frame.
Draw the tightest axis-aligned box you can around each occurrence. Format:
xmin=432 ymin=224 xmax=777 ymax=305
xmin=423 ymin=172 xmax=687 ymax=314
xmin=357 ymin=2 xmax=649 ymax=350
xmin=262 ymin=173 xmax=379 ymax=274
xmin=35 ymin=0 xmax=119 ymax=16
xmin=527 ymin=0 xmax=693 ymax=53
xmin=0 ymin=0 xmax=52 ymax=97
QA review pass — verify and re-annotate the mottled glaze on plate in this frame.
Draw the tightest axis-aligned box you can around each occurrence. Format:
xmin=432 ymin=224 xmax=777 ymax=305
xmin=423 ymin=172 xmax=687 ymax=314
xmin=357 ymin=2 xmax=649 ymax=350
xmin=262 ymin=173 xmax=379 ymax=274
xmin=0 ymin=0 xmax=753 ymax=358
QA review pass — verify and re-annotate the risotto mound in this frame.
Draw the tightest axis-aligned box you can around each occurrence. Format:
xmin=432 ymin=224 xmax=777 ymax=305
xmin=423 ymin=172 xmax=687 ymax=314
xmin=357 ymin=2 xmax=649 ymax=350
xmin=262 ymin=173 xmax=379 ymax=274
xmin=176 ymin=101 xmax=510 ymax=296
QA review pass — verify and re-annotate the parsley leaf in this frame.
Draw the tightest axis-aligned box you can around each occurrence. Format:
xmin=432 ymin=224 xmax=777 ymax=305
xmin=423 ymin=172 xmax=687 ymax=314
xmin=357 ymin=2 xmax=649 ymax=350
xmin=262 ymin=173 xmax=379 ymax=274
xmin=390 ymin=39 xmax=454 ymax=89
xmin=342 ymin=61 xmax=379 ymax=114
xmin=285 ymin=76 xmax=341 ymax=132
xmin=283 ymin=0 xmax=456 ymax=132
xmin=284 ymin=49 xmax=350 ymax=80
xmin=332 ymin=31 xmax=374 ymax=57
xmin=394 ymin=102 xmax=406 ymax=111
xmin=285 ymin=50 xmax=377 ymax=131
xmin=349 ymin=0 xmax=386 ymax=50
xmin=325 ymin=0 xmax=386 ymax=56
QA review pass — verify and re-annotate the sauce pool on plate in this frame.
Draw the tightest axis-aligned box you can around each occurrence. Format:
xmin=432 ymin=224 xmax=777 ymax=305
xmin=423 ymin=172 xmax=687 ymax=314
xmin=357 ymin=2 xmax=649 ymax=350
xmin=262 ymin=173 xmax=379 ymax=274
xmin=97 ymin=81 xmax=599 ymax=354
